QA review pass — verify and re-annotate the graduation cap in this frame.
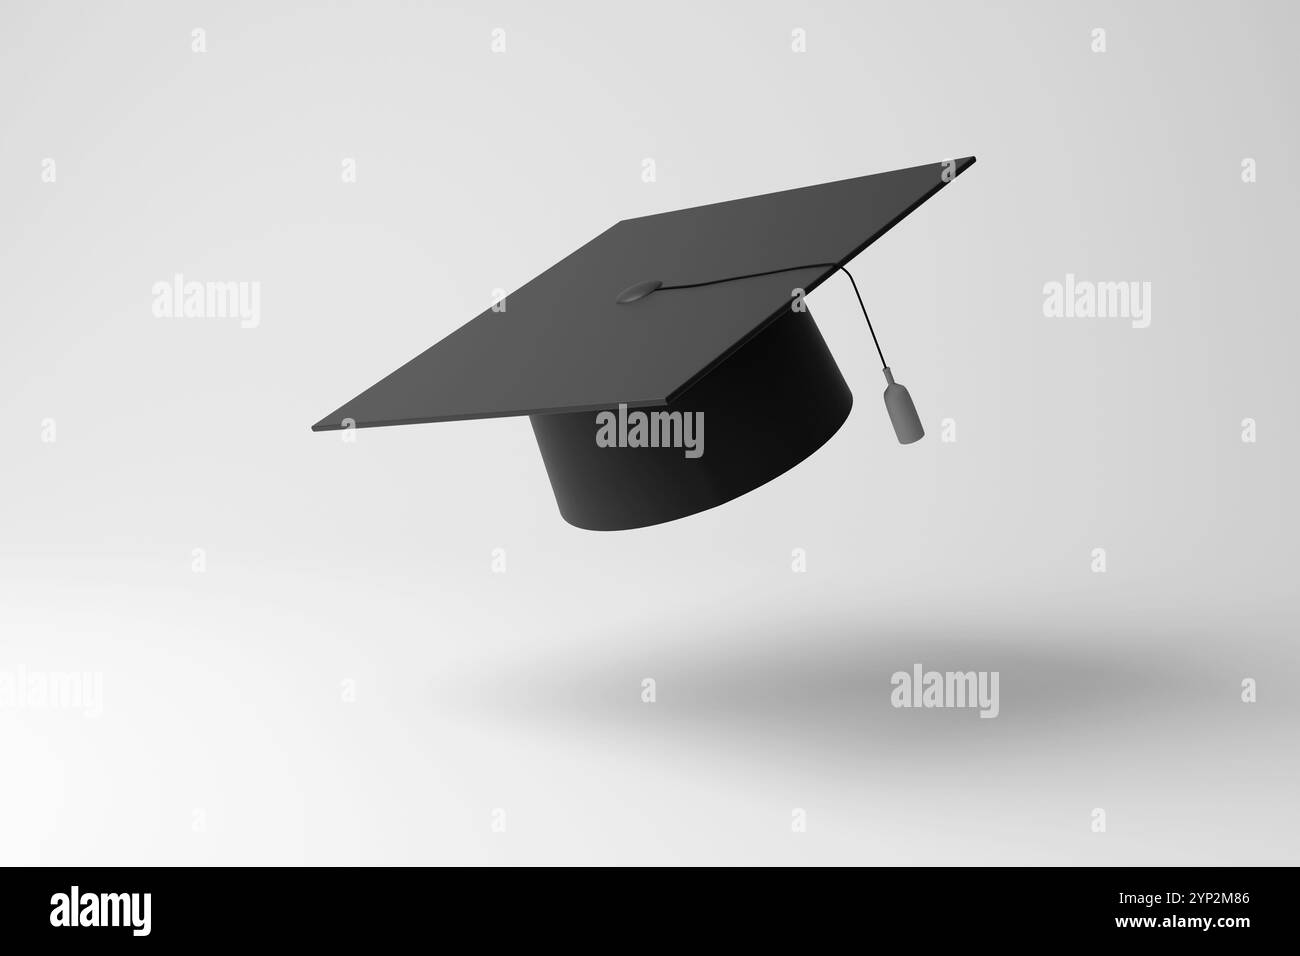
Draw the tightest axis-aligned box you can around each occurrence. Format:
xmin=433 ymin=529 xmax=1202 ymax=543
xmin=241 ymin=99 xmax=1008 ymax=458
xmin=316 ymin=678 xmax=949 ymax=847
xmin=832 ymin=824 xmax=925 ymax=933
xmin=313 ymin=157 xmax=976 ymax=530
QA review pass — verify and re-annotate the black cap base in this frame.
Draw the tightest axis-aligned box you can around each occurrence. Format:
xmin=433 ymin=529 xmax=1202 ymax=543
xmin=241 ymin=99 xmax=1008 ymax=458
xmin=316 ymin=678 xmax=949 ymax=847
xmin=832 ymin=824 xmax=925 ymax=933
xmin=531 ymin=305 xmax=853 ymax=531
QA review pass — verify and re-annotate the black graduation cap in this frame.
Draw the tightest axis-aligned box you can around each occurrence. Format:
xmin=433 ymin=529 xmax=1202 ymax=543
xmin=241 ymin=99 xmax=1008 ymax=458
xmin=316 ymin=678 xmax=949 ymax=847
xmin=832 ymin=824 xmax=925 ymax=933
xmin=313 ymin=157 xmax=976 ymax=530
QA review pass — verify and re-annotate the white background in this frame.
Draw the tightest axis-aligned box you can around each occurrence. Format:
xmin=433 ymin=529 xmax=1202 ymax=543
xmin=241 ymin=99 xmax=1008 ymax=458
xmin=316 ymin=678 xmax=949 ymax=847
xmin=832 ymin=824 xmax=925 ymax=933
xmin=1 ymin=0 xmax=1297 ymax=864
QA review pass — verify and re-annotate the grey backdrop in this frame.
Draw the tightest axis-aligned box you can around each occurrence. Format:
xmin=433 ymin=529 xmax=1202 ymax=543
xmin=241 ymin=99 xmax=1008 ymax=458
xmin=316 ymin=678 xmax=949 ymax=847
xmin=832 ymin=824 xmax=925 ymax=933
xmin=1 ymin=0 xmax=1296 ymax=864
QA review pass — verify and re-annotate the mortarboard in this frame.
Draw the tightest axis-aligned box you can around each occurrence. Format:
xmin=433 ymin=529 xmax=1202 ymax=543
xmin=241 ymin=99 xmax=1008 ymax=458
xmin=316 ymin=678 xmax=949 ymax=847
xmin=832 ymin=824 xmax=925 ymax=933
xmin=313 ymin=157 xmax=976 ymax=530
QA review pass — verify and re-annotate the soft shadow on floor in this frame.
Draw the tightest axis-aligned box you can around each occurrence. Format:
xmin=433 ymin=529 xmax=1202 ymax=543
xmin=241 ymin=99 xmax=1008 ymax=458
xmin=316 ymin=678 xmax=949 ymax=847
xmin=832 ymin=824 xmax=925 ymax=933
xmin=432 ymin=607 xmax=1230 ymax=773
